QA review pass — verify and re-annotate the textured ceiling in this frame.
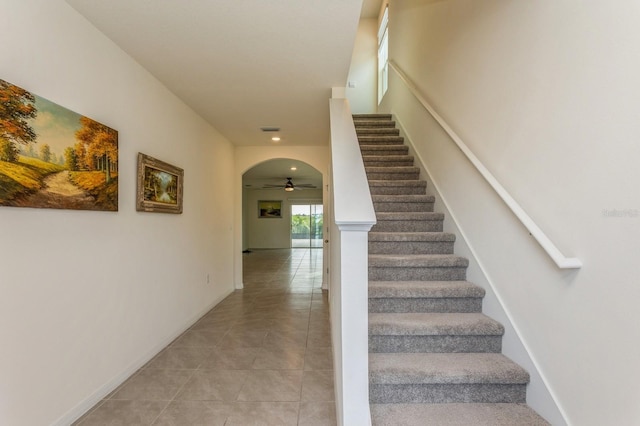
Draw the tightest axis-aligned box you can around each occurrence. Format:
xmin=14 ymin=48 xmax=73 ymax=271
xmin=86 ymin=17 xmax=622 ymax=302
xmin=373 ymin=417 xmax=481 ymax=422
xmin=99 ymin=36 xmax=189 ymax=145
xmin=65 ymin=0 xmax=379 ymax=148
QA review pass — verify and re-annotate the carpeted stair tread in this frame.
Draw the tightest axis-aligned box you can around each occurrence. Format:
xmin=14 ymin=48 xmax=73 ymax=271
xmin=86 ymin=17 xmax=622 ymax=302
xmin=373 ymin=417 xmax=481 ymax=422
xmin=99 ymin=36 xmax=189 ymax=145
xmin=369 ymin=313 xmax=504 ymax=336
xmin=353 ymin=120 xmax=396 ymax=128
xmin=369 ymin=180 xmax=428 ymax=195
xmin=356 ymin=127 xmax=401 ymax=135
xmin=369 ymin=232 xmax=455 ymax=242
xmin=369 ymin=353 xmax=529 ymax=385
xmin=370 ymin=403 xmax=550 ymax=426
xmin=363 ymin=155 xmax=415 ymax=165
xmin=369 ymin=180 xmax=426 ymax=187
xmin=369 ymin=281 xmax=485 ymax=299
xmin=376 ymin=212 xmax=443 ymax=221
xmin=369 ymin=254 xmax=468 ymax=268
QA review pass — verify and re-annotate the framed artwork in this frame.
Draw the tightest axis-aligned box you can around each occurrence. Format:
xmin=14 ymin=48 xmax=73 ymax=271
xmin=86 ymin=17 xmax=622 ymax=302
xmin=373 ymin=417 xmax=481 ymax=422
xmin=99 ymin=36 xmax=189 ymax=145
xmin=258 ymin=200 xmax=282 ymax=218
xmin=0 ymin=78 xmax=118 ymax=211
xmin=136 ymin=153 xmax=183 ymax=214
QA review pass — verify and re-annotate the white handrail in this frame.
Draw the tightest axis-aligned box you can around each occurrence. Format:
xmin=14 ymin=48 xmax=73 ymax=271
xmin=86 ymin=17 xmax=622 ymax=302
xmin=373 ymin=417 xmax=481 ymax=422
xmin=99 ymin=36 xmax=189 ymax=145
xmin=388 ymin=61 xmax=582 ymax=269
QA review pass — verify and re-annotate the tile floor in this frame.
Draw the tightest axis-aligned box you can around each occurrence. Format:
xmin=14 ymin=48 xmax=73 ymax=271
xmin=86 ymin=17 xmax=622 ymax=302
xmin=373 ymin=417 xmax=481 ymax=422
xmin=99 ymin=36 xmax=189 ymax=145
xmin=75 ymin=248 xmax=335 ymax=425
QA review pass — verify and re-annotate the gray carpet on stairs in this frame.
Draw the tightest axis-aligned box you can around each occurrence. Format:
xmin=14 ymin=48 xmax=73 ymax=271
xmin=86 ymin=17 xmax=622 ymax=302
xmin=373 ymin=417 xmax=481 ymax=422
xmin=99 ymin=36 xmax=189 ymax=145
xmin=353 ymin=113 xmax=550 ymax=425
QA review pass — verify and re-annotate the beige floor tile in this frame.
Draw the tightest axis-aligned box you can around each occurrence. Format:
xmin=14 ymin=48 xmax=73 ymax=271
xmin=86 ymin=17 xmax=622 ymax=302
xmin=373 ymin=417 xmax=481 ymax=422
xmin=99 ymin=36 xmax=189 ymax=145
xmin=77 ymin=400 xmax=168 ymax=426
xmin=263 ymin=329 xmax=309 ymax=349
xmin=219 ymin=329 xmax=268 ymax=347
xmin=170 ymin=330 xmax=226 ymax=347
xmin=307 ymin=330 xmax=332 ymax=348
xmin=199 ymin=347 xmax=261 ymax=370
xmin=152 ymin=400 xmax=232 ymax=425
xmin=252 ymin=347 xmax=306 ymax=370
xmin=225 ymin=402 xmax=299 ymax=426
xmin=145 ymin=346 xmax=212 ymax=369
xmin=176 ymin=369 xmax=249 ymax=401
xmin=301 ymin=370 xmax=334 ymax=402
xmin=304 ymin=347 xmax=334 ymax=370
xmin=110 ymin=369 xmax=194 ymax=401
xmin=237 ymin=370 xmax=303 ymax=401
xmin=79 ymin=249 xmax=331 ymax=423
xmin=298 ymin=401 xmax=338 ymax=426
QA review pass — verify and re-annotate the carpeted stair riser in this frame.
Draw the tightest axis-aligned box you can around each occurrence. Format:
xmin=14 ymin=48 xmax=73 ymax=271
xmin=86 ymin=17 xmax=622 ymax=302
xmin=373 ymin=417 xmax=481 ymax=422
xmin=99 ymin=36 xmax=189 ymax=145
xmin=369 ymin=313 xmax=504 ymax=353
xmin=370 ymin=335 xmax=502 ymax=353
xmin=369 ymin=383 xmax=526 ymax=404
xmin=369 ymin=181 xmax=427 ymax=196
xmin=358 ymin=136 xmax=405 ymax=145
xmin=369 ymin=297 xmax=483 ymax=314
xmin=356 ymin=127 xmax=401 ymax=136
xmin=369 ymin=281 xmax=485 ymax=313
xmin=369 ymin=241 xmax=453 ymax=255
xmin=372 ymin=212 xmax=444 ymax=233
xmin=353 ymin=120 xmax=397 ymax=128
xmin=366 ymin=166 xmax=420 ymax=180
xmin=369 ymin=403 xmax=550 ymax=426
xmin=372 ymin=195 xmax=435 ymax=212
xmin=354 ymin=113 xmax=392 ymax=121
xmin=363 ymin=156 xmax=415 ymax=167
xmin=369 ymin=266 xmax=467 ymax=281
xmin=369 ymin=353 xmax=529 ymax=404
xmin=360 ymin=145 xmax=409 ymax=156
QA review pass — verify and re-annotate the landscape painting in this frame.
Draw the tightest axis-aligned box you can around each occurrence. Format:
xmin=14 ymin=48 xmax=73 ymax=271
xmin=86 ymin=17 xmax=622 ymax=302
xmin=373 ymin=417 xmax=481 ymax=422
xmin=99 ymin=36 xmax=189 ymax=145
xmin=258 ymin=200 xmax=282 ymax=218
xmin=136 ymin=153 xmax=183 ymax=214
xmin=0 ymin=78 xmax=118 ymax=211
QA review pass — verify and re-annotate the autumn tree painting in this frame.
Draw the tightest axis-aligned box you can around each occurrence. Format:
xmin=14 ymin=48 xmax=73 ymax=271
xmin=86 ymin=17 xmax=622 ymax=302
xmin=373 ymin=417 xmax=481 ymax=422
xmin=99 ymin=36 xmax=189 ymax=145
xmin=0 ymin=78 xmax=118 ymax=211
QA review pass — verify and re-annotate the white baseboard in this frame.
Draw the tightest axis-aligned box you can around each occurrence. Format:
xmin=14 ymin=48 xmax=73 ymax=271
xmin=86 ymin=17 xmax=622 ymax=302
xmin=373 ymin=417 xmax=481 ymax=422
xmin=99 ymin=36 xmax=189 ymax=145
xmin=52 ymin=288 xmax=234 ymax=426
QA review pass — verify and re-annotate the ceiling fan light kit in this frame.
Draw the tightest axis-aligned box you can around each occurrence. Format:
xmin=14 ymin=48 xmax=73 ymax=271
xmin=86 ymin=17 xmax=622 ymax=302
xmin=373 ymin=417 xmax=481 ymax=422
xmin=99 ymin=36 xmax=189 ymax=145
xmin=262 ymin=177 xmax=316 ymax=191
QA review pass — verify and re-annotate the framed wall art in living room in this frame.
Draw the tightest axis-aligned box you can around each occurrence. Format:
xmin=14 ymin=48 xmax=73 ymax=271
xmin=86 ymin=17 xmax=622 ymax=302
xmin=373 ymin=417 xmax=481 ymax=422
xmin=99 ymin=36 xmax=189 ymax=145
xmin=258 ymin=200 xmax=282 ymax=218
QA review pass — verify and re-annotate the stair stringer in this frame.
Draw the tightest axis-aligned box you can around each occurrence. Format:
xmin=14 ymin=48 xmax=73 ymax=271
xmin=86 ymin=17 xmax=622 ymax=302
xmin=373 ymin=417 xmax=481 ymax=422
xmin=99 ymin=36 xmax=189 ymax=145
xmin=390 ymin=114 xmax=567 ymax=426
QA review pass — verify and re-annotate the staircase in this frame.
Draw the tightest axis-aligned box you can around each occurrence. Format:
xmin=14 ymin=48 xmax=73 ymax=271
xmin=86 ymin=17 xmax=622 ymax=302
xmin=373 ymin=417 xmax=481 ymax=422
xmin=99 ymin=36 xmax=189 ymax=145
xmin=354 ymin=114 xmax=550 ymax=426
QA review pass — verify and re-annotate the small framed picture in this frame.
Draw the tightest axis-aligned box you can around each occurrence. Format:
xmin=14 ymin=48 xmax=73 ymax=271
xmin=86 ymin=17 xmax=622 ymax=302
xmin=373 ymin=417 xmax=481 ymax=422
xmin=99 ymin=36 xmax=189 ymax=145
xmin=136 ymin=153 xmax=183 ymax=214
xmin=258 ymin=200 xmax=282 ymax=218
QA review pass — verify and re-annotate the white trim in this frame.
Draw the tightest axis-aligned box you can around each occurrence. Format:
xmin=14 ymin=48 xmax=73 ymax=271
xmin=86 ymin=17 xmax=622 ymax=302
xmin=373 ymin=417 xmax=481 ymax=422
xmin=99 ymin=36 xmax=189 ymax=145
xmin=389 ymin=61 xmax=582 ymax=270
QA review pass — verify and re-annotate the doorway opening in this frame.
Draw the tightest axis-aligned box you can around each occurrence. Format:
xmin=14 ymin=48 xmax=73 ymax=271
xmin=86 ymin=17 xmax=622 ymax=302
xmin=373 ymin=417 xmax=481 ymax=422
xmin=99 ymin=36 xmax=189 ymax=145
xmin=291 ymin=203 xmax=323 ymax=248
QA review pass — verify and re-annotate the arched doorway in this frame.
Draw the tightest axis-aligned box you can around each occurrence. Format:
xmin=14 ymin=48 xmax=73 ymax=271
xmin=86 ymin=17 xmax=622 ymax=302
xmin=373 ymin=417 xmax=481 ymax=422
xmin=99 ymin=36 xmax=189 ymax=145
xmin=237 ymin=155 xmax=329 ymax=291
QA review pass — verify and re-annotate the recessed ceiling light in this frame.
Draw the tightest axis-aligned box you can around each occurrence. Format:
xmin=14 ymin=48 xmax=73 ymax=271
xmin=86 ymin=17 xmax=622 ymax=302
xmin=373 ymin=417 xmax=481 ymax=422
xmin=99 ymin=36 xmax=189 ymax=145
xmin=290 ymin=166 xmax=297 ymax=171
xmin=271 ymin=137 xmax=281 ymax=141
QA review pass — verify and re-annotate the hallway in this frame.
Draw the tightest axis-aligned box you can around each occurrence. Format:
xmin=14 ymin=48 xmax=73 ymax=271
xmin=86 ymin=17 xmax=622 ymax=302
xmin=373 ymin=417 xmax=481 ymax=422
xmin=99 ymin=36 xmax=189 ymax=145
xmin=75 ymin=248 xmax=335 ymax=425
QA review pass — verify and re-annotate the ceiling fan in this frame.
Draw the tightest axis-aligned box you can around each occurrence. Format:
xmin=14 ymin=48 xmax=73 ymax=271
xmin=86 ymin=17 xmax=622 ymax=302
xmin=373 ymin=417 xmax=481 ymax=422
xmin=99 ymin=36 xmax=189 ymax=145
xmin=263 ymin=177 xmax=316 ymax=192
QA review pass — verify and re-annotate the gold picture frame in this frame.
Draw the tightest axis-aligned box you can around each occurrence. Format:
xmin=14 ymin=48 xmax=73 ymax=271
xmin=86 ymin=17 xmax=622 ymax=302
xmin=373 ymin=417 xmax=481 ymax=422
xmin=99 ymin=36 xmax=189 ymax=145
xmin=136 ymin=153 xmax=183 ymax=214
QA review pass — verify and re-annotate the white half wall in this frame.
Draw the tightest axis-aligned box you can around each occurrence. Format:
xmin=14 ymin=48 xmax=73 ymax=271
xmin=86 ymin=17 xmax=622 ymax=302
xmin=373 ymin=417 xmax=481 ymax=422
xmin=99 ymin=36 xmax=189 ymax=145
xmin=0 ymin=1 xmax=235 ymax=425
xmin=383 ymin=1 xmax=640 ymax=425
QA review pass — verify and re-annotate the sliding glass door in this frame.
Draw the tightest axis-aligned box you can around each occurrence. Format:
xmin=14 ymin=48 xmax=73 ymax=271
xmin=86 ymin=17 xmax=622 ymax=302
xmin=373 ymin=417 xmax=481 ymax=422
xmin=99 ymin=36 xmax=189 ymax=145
xmin=291 ymin=203 xmax=323 ymax=248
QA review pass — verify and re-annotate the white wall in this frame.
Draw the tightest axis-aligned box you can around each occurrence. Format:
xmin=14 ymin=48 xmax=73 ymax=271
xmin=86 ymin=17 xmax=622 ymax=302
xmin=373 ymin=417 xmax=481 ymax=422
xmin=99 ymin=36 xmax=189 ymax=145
xmin=234 ymin=147 xmax=330 ymax=288
xmin=0 ymin=1 xmax=235 ymax=425
xmin=243 ymin=188 xmax=323 ymax=249
xmin=346 ymin=18 xmax=378 ymax=114
xmin=383 ymin=1 xmax=640 ymax=425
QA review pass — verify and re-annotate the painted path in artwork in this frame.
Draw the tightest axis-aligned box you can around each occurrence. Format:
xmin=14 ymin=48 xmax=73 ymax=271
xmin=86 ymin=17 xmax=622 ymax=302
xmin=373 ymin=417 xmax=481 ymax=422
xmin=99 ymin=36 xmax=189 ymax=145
xmin=13 ymin=171 xmax=96 ymax=210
